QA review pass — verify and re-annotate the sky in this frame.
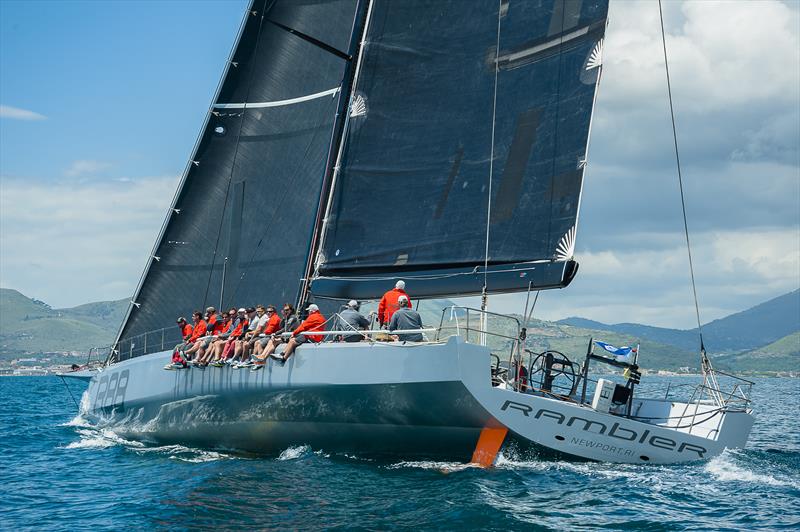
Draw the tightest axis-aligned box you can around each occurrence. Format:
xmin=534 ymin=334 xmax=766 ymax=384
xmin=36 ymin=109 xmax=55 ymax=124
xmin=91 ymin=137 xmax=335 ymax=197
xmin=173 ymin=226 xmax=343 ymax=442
xmin=1 ymin=0 xmax=798 ymax=330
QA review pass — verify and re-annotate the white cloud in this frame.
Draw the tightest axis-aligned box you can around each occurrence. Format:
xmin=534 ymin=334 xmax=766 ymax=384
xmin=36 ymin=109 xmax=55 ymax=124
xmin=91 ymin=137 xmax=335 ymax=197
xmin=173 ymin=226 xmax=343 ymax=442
xmin=602 ymin=0 xmax=800 ymax=112
xmin=488 ymin=227 xmax=799 ymax=329
xmin=0 ymin=105 xmax=47 ymax=121
xmin=0 ymin=175 xmax=180 ymax=308
xmin=64 ymin=159 xmax=113 ymax=178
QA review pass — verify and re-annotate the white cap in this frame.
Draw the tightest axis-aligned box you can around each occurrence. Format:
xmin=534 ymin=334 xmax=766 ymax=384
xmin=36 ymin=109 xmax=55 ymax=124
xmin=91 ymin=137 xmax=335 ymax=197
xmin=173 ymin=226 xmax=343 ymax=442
xmin=347 ymin=300 xmax=359 ymax=308
xmin=238 ymin=308 xmax=246 ymax=313
xmin=397 ymin=295 xmax=409 ymax=307
xmin=395 ymin=280 xmax=405 ymax=290
xmin=306 ymin=304 xmax=320 ymax=312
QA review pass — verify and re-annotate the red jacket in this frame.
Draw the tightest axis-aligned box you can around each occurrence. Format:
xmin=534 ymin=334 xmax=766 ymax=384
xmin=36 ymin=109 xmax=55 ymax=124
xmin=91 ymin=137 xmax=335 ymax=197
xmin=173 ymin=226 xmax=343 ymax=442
xmin=264 ymin=313 xmax=282 ymax=335
xmin=292 ymin=311 xmax=326 ymax=343
xmin=378 ymin=288 xmax=411 ymax=325
xmin=217 ymin=317 xmax=233 ymax=336
xmin=189 ymin=320 xmax=207 ymax=342
xmin=180 ymin=323 xmax=193 ymax=340
xmin=229 ymin=318 xmax=248 ymax=339
xmin=209 ymin=314 xmax=227 ymax=335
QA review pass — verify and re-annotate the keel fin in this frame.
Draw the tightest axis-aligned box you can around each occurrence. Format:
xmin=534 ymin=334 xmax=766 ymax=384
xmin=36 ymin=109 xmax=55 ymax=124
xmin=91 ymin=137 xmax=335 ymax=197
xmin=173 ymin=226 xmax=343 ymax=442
xmin=471 ymin=427 xmax=508 ymax=467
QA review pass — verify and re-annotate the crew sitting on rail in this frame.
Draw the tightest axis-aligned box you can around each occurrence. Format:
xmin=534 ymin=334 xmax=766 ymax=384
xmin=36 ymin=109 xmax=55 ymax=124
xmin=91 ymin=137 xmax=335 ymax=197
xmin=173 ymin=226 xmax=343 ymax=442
xmin=247 ymin=304 xmax=299 ymax=368
xmin=193 ymin=309 xmax=233 ymax=367
xmin=237 ymin=305 xmax=269 ymax=362
xmin=199 ymin=307 xmax=239 ymax=366
xmin=253 ymin=304 xmax=324 ymax=369
xmin=388 ymin=296 xmax=423 ymax=342
xmin=214 ymin=308 xmax=249 ymax=365
xmin=185 ymin=306 xmax=219 ymax=362
xmin=251 ymin=305 xmax=282 ymax=358
xmin=230 ymin=307 xmax=258 ymax=363
xmin=175 ymin=311 xmax=208 ymax=364
xmin=378 ymin=280 xmax=411 ymax=327
xmin=165 ymin=316 xmax=195 ymax=369
xmin=334 ymin=300 xmax=370 ymax=342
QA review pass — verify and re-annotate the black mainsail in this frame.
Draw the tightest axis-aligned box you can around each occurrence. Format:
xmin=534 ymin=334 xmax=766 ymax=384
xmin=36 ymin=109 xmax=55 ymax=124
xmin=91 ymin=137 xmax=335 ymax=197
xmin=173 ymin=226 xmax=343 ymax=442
xmin=310 ymin=0 xmax=608 ymax=300
xmin=114 ymin=0 xmax=361 ymax=359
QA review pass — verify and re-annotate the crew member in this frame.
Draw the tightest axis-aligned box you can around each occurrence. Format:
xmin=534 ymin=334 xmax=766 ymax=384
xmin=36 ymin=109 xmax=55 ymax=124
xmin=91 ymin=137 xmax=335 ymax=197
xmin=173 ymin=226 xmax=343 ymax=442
xmin=336 ymin=300 xmax=369 ymax=342
xmin=388 ymin=295 xmax=423 ymax=342
xmin=165 ymin=316 xmax=194 ymax=369
xmin=378 ymin=280 xmax=411 ymax=327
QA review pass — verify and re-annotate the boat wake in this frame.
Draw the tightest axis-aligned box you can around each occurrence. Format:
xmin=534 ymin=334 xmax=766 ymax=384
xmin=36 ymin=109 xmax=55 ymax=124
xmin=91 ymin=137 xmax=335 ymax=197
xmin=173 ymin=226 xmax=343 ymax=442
xmin=386 ymin=460 xmax=481 ymax=473
xmin=62 ymin=423 xmax=235 ymax=463
xmin=704 ymin=450 xmax=799 ymax=488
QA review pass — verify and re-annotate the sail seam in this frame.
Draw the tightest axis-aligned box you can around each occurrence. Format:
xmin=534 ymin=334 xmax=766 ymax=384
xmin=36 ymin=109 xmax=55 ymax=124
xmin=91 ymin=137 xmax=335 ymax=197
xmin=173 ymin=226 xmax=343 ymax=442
xmin=214 ymin=87 xmax=340 ymax=109
xmin=266 ymin=19 xmax=352 ymax=61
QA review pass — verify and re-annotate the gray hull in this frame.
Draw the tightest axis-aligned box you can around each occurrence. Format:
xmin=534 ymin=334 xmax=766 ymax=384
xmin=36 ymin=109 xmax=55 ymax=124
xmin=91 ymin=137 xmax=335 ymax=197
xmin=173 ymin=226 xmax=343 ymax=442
xmin=82 ymin=337 xmax=495 ymax=458
xmin=81 ymin=335 xmax=754 ymax=463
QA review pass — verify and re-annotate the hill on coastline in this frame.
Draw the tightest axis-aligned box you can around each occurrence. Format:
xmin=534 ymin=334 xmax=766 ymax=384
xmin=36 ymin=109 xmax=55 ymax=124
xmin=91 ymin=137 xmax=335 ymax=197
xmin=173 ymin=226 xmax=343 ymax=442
xmin=0 ymin=288 xmax=126 ymax=357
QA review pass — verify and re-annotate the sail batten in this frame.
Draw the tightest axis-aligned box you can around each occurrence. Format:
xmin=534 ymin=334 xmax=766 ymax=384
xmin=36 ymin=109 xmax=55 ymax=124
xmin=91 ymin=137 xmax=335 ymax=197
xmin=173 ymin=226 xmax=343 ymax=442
xmin=213 ymin=87 xmax=340 ymax=109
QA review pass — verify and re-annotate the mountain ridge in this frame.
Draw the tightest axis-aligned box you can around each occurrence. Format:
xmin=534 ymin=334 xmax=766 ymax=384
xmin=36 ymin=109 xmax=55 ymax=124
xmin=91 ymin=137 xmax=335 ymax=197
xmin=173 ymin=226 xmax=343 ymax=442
xmin=558 ymin=289 xmax=800 ymax=353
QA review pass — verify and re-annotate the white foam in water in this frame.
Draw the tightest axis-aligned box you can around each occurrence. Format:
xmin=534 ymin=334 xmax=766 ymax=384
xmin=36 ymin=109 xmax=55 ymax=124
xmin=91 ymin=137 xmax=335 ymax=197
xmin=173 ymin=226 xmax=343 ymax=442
xmin=705 ymin=453 xmax=798 ymax=488
xmin=278 ymin=445 xmax=312 ymax=461
xmin=63 ymin=423 xmax=232 ymax=462
xmin=64 ymin=428 xmax=144 ymax=449
xmin=387 ymin=460 xmax=481 ymax=473
xmin=60 ymin=415 xmax=92 ymax=428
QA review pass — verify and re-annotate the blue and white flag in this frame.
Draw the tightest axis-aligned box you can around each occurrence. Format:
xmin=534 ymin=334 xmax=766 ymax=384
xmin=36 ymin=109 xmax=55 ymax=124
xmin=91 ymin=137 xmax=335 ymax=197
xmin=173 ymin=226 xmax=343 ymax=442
xmin=595 ymin=341 xmax=636 ymax=360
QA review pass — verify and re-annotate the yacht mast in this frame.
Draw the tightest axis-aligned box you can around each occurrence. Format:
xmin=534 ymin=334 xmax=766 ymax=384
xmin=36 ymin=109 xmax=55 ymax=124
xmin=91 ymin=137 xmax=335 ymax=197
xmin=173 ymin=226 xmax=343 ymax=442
xmin=299 ymin=0 xmax=376 ymax=307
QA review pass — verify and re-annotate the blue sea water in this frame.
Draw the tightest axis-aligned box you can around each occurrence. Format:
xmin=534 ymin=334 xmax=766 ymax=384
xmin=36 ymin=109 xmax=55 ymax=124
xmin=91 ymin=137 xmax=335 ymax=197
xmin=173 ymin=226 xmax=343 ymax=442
xmin=1 ymin=376 xmax=798 ymax=531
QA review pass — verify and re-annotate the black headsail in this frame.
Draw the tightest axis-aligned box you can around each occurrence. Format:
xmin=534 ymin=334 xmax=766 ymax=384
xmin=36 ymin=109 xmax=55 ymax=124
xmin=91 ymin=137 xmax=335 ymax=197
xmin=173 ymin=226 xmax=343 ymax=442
xmin=310 ymin=0 xmax=608 ymax=300
xmin=114 ymin=0 xmax=361 ymax=360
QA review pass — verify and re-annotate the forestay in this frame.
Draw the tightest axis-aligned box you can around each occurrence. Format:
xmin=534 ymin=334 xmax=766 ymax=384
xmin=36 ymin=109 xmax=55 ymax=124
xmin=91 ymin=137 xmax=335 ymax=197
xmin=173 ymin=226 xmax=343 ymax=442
xmin=115 ymin=0 xmax=360 ymax=359
xmin=312 ymin=0 xmax=608 ymax=300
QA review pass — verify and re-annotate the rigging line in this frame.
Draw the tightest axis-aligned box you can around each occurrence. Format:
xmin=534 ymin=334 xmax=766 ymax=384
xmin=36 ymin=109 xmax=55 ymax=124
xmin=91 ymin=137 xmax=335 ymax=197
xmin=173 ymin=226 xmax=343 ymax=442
xmin=483 ymin=0 xmax=502 ymax=300
xmin=525 ymin=290 xmax=540 ymax=327
xmin=59 ymin=375 xmax=80 ymax=409
xmin=658 ymin=1 xmax=704 ymax=349
xmin=226 ymin=95 xmax=339 ymax=304
xmin=201 ymin=0 xmax=272 ymax=309
xmin=546 ymin=1 xmax=568 ymax=259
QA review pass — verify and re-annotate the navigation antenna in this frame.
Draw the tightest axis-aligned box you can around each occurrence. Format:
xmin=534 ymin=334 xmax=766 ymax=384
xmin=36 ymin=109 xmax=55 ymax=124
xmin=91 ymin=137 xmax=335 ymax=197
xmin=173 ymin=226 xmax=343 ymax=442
xmin=657 ymin=1 xmax=721 ymax=403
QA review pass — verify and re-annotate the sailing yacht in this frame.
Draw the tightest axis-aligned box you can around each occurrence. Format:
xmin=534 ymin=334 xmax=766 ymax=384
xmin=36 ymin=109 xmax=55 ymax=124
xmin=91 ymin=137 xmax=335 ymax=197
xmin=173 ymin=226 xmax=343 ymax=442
xmin=67 ymin=0 xmax=754 ymax=465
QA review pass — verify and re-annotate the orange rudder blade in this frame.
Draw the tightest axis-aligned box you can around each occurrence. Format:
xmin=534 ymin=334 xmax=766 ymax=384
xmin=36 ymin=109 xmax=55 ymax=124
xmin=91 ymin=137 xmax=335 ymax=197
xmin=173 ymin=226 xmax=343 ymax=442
xmin=470 ymin=426 xmax=508 ymax=468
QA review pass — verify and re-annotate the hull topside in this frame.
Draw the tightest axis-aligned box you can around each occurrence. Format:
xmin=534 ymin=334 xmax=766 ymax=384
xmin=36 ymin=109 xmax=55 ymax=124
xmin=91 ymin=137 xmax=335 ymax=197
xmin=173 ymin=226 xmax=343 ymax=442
xmin=82 ymin=337 xmax=754 ymax=463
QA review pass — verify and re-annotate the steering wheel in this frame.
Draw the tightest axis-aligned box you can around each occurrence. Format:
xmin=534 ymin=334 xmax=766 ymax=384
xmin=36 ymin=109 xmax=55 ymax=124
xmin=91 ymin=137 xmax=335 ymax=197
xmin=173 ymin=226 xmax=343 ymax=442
xmin=490 ymin=353 xmax=508 ymax=387
xmin=527 ymin=350 xmax=577 ymax=396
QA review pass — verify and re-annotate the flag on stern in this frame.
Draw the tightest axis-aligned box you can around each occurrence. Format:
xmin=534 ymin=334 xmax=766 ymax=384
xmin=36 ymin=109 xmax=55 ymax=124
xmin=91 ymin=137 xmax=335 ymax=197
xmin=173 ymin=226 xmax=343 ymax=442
xmin=595 ymin=341 xmax=637 ymax=361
